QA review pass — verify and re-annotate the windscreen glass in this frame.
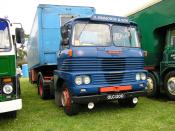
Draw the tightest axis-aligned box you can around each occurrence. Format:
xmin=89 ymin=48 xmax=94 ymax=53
xmin=112 ymin=25 xmax=140 ymax=47
xmin=0 ymin=20 xmax=10 ymax=51
xmin=171 ymin=29 xmax=175 ymax=45
xmin=72 ymin=23 xmax=111 ymax=46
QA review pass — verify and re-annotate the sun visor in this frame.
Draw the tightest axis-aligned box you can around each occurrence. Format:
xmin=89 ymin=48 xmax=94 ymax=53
xmin=90 ymin=14 xmax=130 ymax=24
xmin=0 ymin=20 xmax=8 ymax=30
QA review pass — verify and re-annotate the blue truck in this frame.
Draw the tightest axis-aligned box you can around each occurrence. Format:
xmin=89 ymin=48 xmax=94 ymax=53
xmin=27 ymin=4 xmax=147 ymax=115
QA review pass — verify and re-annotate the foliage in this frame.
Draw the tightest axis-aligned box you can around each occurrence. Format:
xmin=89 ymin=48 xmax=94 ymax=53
xmin=16 ymin=34 xmax=29 ymax=66
xmin=17 ymin=47 xmax=27 ymax=66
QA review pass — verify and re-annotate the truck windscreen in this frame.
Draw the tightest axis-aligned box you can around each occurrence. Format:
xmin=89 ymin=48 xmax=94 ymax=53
xmin=112 ymin=25 xmax=140 ymax=48
xmin=0 ymin=20 xmax=10 ymax=51
xmin=72 ymin=23 xmax=111 ymax=46
xmin=72 ymin=23 xmax=140 ymax=48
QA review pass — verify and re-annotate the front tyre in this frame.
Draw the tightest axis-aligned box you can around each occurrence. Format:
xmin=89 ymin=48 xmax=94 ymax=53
xmin=61 ymin=83 xmax=79 ymax=116
xmin=164 ymin=71 xmax=175 ymax=100
xmin=7 ymin=111 xmax=17 ymax=118
xmin=55 ymin=88 xmax=62 ymax=107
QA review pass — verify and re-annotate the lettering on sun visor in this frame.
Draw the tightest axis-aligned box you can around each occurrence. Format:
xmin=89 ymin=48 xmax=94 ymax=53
xmin=91 ymin=14 xmax=129 ymax=24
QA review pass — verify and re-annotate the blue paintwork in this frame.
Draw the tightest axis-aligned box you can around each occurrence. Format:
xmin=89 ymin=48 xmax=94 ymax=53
xmin=55 ymin=16 xmax=147 ymax=96
xmin=27 ymin=4 xmax=95 ymax=69
xmin=54 ymin=69 xmax=146 ymax=95
xmin=56 ymin=47 xmax=147 ymax=95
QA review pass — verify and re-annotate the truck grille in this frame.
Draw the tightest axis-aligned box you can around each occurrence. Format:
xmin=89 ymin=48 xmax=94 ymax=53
xmin=60 ymin=57 xmax=144 ymax=72
xmin=93 ymin=72 xmax=136 ymax=85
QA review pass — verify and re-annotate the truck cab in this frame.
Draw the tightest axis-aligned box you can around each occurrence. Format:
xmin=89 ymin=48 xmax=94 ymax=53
xmin=129 ymin=0 xmax=175 ymax=100
xmin=54 ymin=14 xmax=147 ymax=115
xmin=160 ymin=27 xmax=175 ymax=99
xmin=0 ymin=18 xmax=24 ymax=117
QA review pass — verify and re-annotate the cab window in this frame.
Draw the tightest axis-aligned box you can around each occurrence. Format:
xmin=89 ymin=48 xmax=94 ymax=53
xmin=171 ymin=29 xmax=175 ymax=45
xmin=0 ymin=20 xmax=11 ymax=51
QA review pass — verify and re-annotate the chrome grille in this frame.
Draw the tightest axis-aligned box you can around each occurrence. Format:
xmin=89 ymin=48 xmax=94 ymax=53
xmin=60 ymin=57 xmax=144 ymax=72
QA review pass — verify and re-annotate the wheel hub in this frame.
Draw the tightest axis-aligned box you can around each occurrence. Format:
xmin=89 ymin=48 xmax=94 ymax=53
xmin=167 ymin=77 xmax=175 ymax=95
xmin=61 ymin=88 xmax=71 ymax=109
xmin=147 ymin=77 xmax=154 ymax=93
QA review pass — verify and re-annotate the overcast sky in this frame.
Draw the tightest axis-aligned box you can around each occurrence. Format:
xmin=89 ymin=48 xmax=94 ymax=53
xmin=0 ymin=0 xmax=157 ymax=34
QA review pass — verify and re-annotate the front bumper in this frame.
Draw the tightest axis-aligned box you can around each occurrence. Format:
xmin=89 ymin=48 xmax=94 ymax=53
xmin=0 ymin=99 xmax=22 ymax=113
xmin=72 ymin=90 xmax=146 ymax=104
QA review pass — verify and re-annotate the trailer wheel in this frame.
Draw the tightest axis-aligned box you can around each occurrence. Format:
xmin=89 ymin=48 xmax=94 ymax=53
xmin=147 ymin=72 xmax=159 ymax=97
xmin=118 ymin=98 xmax=137 ymax=108
xmin=39 ymin=76 xmax=49 ymax=99
xmin=164 ymin=71 xmax=175 ymax=100
xmin=61 ymin=83 xmax=79 ymax=116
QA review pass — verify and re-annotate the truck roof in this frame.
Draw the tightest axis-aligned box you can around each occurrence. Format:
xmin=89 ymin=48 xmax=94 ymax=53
xmin=65 ymin=14 xmax=137 ymax=26
xmin=38 ymin=4 xmax=95 ymax=10
xmin=127 ymin=0 xmax=161 ymax=16
xmin=0 ymin=18 xmax=10 ymax=23
xmin=129 ymin=0 xmax=175 ymax=29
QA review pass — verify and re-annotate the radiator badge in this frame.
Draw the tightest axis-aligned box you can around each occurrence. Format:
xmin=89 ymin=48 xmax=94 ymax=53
xmin=106 ymin=50 xmax=122 ymax=55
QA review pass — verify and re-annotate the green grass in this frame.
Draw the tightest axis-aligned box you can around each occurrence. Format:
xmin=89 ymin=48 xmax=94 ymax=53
xmin=1 ymin=78 xmax=175 ymax=131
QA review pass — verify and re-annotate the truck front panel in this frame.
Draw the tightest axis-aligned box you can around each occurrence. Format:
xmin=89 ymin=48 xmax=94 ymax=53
xmin=0 ymin=18 xmax=22 ymax=113
xmin=0 ymin=55 xmax=16 ymax=77
xmin=56 ymin=49 xmax=146 ymax=96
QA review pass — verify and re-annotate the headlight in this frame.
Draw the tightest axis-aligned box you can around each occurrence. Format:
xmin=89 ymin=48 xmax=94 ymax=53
xmin=83 ymin=76 xmax=91 ymax=84
xmin=75 ymin=76 xmax=83 ymax=85
xmin=136 ymin=73 xmax=141 ymax=81
xmin=140 ymin=73 xmax=146 ymax=80
xmin=75 ymin=75 xmax=91 ymax=85
xmin=3 ymin=84 xmax=13 ymax=94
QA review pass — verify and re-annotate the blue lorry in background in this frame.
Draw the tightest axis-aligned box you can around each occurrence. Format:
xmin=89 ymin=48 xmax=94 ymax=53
xmin=27 ymin=4 xmax=147 ymax=115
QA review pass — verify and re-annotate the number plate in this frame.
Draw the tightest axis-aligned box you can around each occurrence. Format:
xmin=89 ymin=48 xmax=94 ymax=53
xmin=107 ymin=93 xmax=125 ymax=100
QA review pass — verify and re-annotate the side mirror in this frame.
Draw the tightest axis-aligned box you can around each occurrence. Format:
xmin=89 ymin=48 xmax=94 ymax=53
xmin=15 ymin=28 xmax=25 ymax=44
xmin=61 ymin=26 xmax=69 ymax=39
xmin=61 ymin=38 xmax=69 ymax=46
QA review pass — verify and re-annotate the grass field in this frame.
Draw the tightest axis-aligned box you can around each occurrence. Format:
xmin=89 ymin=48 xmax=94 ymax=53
xmin=1 ymin=78 xmax=175 ymax=131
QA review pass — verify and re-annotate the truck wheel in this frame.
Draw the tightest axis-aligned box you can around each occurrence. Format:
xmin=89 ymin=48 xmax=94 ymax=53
xmin=147 ymin=72 xmax=158 ymax=97
xmin=61 ymin=83 xmax=79 ymax=116
xmin=8 ymin=111 xmax=17 ymax=118
xmin=55 ymin=88 xmax=62 ymax=107
xmin=39 ymin=77 xmax=49 ymax=99
xmin=118 ymin=98 xmax=137 ymax=108
xmin=164 ymin=71 xmax=175 ymax=100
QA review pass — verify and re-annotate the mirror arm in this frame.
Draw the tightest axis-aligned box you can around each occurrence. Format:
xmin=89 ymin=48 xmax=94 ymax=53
xmin=13 ymin=23 xmax=23 ymax=28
